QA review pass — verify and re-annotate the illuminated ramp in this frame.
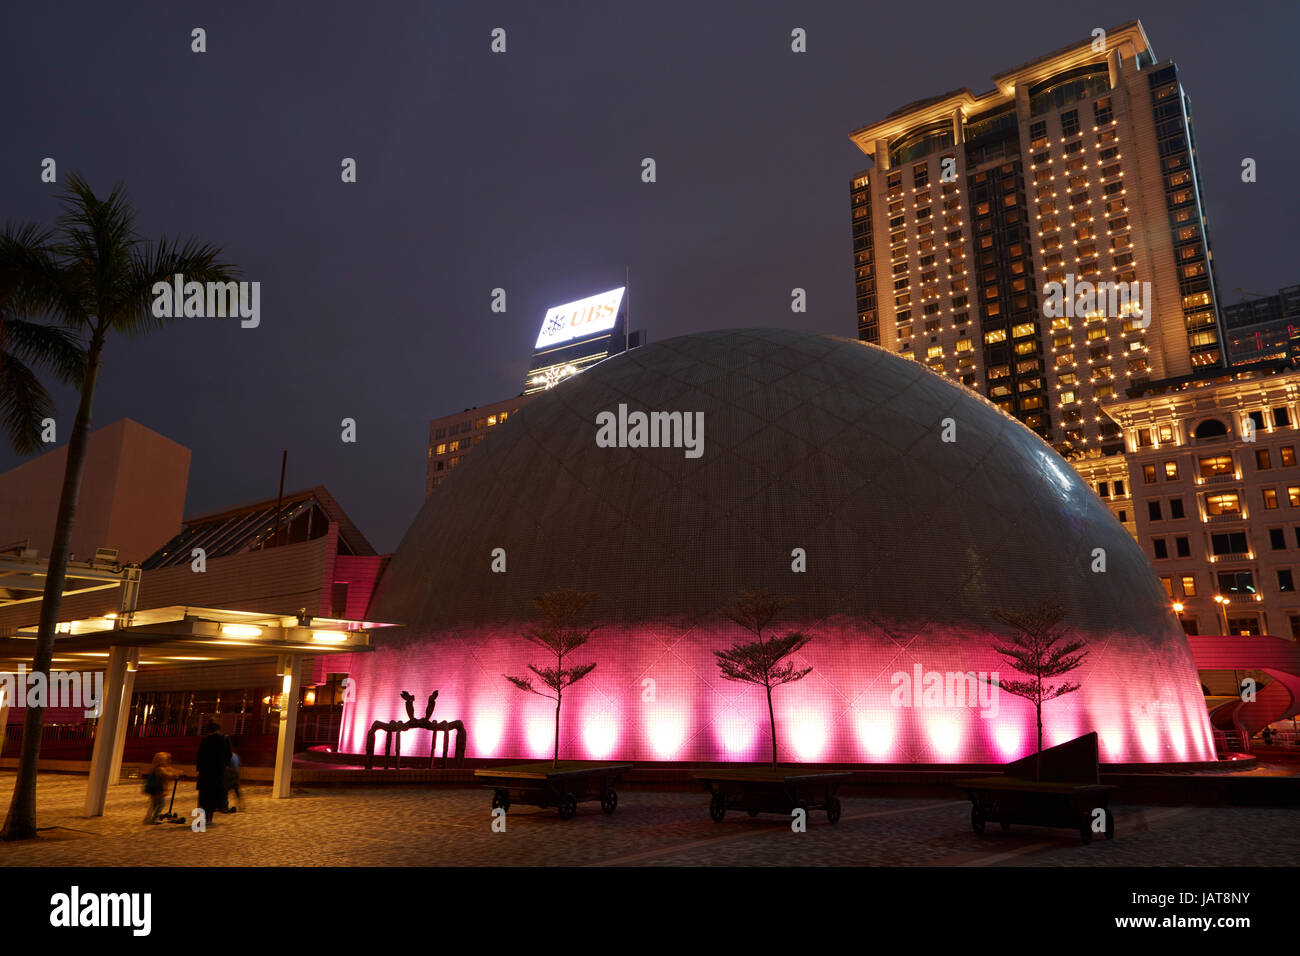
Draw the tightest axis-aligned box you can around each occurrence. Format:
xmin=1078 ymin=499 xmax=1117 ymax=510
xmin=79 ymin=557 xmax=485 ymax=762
xmin=1190 ymin=635 xmax=1300 ymax=739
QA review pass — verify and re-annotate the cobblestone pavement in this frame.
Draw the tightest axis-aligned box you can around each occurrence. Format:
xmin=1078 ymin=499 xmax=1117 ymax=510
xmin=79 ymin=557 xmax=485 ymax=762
xmin=0 ymin=773 xmax=1294 ymax=867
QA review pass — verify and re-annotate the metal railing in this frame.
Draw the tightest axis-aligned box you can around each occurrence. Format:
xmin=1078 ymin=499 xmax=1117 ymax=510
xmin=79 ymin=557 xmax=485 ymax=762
xmin=1212 ymin=728 xmax=1249 ymax=754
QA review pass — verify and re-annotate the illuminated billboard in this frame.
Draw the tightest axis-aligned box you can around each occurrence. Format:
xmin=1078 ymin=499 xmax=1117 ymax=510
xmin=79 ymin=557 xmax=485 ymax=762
xmin=534 ymin=287 xmax=625 ymax=350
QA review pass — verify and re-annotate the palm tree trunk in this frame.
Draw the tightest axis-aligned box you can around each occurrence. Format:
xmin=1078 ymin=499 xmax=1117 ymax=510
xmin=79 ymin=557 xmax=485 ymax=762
xmin=2 ymin=332 xmax=102 ymax=841
xmin=766 ymin=684 xmax=778 ymax=768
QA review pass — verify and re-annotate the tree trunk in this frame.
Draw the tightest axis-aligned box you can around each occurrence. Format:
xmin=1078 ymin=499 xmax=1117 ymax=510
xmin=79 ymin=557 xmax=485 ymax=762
xmin=1035 ymin=704 xmax=1043 ymax=783
xmin=765 ymin=684 xmax=778 ymax=768
xmin=553 ymin=694 xmax=561 ymax=769
xmin=2 ymin=332 xmax=102 ymax=841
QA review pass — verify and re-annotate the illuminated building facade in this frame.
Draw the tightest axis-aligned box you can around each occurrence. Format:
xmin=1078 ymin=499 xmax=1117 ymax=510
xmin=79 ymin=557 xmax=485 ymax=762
xmin=1223 ymin=285 xmax=1300 ymax=368
xmin=1076 ymin=366 xmax=1300 ymax=640
xmin=341 ymin=329 xmax=1217 ymax=766
xmin=427 ymin=395 xmax=535 ymax=496
xmin=848 ymin=20 xmax=1226 ymax=460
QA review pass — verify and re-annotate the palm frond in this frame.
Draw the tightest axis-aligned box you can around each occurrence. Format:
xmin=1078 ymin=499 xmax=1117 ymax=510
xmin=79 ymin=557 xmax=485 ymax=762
xmin=120 ymin=235 xmax=240 ymax=335
xmin=3 ymin=318 xmax=85 ymax=385
xmin=0 ymin=352 xmax=55 ymax=455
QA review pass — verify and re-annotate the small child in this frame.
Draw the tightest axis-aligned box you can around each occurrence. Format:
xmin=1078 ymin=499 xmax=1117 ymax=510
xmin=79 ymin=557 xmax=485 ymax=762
xmin=223 ymin=751 xmax=242 ymax=813
xmin=142 ymin=751 xmax=180 ymax=824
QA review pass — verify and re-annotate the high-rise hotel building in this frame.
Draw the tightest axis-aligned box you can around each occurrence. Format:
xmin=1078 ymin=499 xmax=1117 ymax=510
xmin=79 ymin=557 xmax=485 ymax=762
xmin=848 ymin=21 xmax=1226 ymax=457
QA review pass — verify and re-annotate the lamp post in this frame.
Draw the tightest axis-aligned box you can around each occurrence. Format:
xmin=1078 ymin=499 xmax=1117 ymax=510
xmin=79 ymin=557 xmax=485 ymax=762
xmin=1214 ymin=595 xmax=1231 ymax=635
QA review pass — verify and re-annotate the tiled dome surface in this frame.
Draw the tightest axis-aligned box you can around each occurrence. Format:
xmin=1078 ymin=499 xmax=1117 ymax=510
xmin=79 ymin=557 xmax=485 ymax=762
xmin=350 ymin=329 xmax=1215 ymax=764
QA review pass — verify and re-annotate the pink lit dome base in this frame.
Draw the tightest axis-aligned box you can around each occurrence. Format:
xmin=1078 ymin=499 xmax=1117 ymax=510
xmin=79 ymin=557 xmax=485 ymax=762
xmin=359 ymin=329 xmax=1217 ymax=765
xmin=339 ymin=619 xmax=1215 ymax=764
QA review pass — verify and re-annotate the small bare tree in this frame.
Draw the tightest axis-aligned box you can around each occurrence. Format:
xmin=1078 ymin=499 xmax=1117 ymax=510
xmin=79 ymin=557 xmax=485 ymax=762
xmin=986 ymin=602 xmax=1088 ymax=780
xmin=504 ymin=590 xmax=598 ymax=768
xmin=715 ymin=589 xmax=812 ymax=768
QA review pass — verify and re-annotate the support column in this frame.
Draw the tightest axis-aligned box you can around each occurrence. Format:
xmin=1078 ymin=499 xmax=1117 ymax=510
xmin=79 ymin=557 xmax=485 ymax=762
xmin=272 ymin=655 xmax=305 ymax=799
xmin=1107 ymin=48 xmax=1122 ymax=88
xmin=83 ymin=645 xmax=131 ymax=817
xmin=107 ymin=648 xmax=139 ymax=788
xmin=0 ymin=687 xmax=9 ymax=758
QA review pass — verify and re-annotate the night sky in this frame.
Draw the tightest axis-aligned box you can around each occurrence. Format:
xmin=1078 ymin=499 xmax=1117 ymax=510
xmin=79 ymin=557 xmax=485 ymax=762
xmin=2 ymin=1 xmax=1297 ymax=551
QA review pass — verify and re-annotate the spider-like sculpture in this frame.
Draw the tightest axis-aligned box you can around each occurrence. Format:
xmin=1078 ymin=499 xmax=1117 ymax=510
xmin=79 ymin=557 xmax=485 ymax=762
xmin=364 ymin=690 xmax=467 ymax=769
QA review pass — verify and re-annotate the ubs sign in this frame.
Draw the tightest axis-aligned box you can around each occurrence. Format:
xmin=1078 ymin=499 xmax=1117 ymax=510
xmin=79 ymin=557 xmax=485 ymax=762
xmin=534 ymin=287 xmax=625 ymax=350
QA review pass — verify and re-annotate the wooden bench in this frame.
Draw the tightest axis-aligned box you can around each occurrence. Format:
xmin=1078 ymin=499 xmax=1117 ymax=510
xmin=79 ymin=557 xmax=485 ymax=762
xmin=693 ymin=768 xmax=851 ymax=824
xmin=955 ymin=732 xmax=1117 ymax=844
xmin=474 ymin=762 xmax=632 ymax=820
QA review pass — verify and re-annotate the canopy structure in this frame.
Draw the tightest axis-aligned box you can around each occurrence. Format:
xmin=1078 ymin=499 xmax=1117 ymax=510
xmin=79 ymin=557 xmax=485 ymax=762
xmin=0 ymin=549 xmax=385 ymax=815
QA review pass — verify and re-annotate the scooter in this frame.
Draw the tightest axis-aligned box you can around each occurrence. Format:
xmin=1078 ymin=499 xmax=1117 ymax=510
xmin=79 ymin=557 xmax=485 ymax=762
xmin=159 ymin=777 xmax=186 ymax=823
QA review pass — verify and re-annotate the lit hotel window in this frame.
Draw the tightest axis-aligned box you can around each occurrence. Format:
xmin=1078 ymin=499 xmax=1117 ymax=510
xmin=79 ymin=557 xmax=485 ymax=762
xmin=1205 ymin=492 xmax=1241 ymax=515
xmin=1290 ymin=487 xmax=1300 ymax=507
xmin=1263 ymin=489 xmax=1279 ymax=510
xmin=1164 ymin=461 xmax=1179 ymax=480
xmin=1198 ymin=455 xmax=1232 ymax=478
xmin=1182 ymin=575 xmax=1197 ymax=597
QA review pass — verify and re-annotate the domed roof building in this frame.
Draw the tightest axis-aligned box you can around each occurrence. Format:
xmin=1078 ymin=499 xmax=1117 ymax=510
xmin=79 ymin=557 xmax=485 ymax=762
xmin=342 ymin=329 xmax=1215 ymax=765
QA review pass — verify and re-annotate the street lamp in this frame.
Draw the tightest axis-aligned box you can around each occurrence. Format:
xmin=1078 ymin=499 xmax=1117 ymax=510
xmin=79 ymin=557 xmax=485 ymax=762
xmin=1213 ymin=595 xmax=1231 ymax=635
xmin=1172 ymin=602 xmax=1184 ymax=613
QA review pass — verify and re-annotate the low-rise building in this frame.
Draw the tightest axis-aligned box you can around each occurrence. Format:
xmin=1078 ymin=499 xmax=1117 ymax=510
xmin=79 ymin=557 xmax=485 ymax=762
xmin=1076 ymin=365 xmax=1300 ymax=639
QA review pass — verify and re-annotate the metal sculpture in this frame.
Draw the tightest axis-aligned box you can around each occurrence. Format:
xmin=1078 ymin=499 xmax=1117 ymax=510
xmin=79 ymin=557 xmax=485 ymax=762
xmin=364 ymin=690 xmax=466 ymax=769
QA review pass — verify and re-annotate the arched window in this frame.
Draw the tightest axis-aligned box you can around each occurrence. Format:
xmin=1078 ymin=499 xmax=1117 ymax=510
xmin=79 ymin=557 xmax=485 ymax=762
xmin=1193 ymin=418 xmax=1228 ymax=439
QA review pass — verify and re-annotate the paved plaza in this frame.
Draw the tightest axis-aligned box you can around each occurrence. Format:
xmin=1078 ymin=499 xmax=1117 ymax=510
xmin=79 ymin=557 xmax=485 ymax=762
xmin=0 ymin=772 xmax=1296 ymax=866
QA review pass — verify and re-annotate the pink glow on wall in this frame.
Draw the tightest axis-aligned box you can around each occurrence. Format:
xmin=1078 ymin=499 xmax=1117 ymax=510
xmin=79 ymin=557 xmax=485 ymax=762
xmin=525 ymin=715 xmax=554 ymax=758
xmin=1098 ymin=727 xmax=1124 ymax=761
xmin=337 ymin=622 xmax=1218 ymax=765
xmin=854 ymin=708 xmax=895 ymax=759
xmin=789 ymin=711 xmax=828 ymax=761
xmin=1167 ymin=714 xmax=1188 ymax=759
xmin=582 ymin=712 xmax=618 ymax=758
xmin=714 ymin=711 xmax=758 ymax=757
xmin=474 ymin=711 xmax=505 ymax=757
xmin=1046 ymin=710 xmax=1082 ymax=748
xmin=993 ymin=722 xmax=1022 ymax=759
xmin=924 ymin=712 xmax=964 ymax=758
xmin=647 ymin=711 xmax=687 ymax=758
xmin=1136 ymin=716 xmax=1161 ymax=759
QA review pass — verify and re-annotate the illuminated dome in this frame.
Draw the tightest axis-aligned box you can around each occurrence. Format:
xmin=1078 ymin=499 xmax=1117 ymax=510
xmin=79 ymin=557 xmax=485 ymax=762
xmin=346 ymin=329 xmax=1215 ymax=765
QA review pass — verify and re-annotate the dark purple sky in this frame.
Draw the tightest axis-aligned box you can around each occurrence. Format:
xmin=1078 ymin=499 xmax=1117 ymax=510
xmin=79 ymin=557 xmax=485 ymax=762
xmin=3 ymin=1 xmax=1297 ymax=551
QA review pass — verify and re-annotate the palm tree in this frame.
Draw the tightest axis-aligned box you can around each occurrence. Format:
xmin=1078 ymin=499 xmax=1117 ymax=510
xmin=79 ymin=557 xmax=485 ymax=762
xmin=1 ymin=174 xmax=236 ymax=841
xmin=0 ymin=225 xmax=86 ymax=453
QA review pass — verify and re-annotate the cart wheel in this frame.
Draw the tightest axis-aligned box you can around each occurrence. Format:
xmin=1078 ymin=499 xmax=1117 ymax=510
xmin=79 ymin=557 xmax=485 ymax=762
xmin=558 ymin=793 xmax=577 ymax=820
xmin=971 ymin=807 xmax=986 ymax=835
xmin=999 ymin=821 xmax=1010 ymax=832
xmin=601 ymin=789 xmax=618 ymax=814
xmin=491 ymin=790 xmax=511 ymax=813
xmin=709 ymin=794 xmax=726 ymax=823
xmin=826 ymin=797 xmax=842 ymax=824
